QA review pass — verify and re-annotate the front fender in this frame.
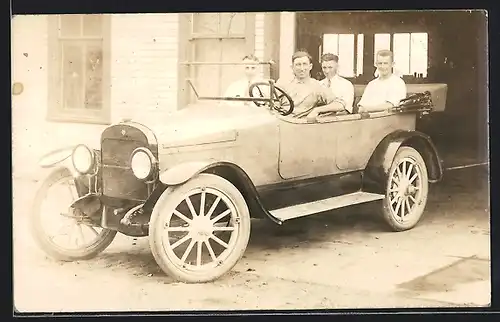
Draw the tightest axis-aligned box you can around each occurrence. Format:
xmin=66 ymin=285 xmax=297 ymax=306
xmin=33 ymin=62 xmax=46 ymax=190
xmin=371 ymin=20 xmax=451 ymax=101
xmin=38 ymin=145 xmax=101 ymax=181
xmin=37 ymin=146 xmax=82 ymax=178
xmin=38 ymin=146 xmax=74 ymax=168
xmin=363 ymin=130 xmax=444 ymax=194
xmin=157 ymin=160 xmax=283 ymax=225
xmin=159 ymin=160 xmax=214 ymax=186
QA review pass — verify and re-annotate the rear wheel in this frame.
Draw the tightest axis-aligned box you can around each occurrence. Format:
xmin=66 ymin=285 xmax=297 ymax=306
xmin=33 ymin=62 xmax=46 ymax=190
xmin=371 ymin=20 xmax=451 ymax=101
xmin=381 ymin=147 xmax=429 ymax=231
xmin=149 ymin=173 xmax=251 ymax=283
xmin=30 ymin=167 xmax=117 ymax=261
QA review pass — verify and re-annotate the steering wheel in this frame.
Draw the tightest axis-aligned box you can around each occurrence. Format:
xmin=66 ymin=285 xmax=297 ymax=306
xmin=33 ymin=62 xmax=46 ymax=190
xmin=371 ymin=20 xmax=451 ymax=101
xmin=248 ymin=81 xmax=294 ymax=116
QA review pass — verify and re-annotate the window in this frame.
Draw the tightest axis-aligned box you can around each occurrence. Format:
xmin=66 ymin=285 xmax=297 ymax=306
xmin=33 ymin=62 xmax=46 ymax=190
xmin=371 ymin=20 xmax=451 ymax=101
xmin=178 ymin=13 xmax=256 ymax=106
xmin=374 ymin=33 xmax=391 ymax=62
xmin=322 ymin=34 xmax=364 ymax=78
xmin=48 ymin=14 xmax=110 ymax=124
xmin=374 ymin=32 xmax=428 ymax=77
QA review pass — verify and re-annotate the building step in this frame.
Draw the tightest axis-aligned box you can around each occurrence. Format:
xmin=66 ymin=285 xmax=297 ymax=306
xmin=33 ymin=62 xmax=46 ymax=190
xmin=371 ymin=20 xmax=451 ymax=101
xmin=270 ymin=191 xmax=385 ymax=222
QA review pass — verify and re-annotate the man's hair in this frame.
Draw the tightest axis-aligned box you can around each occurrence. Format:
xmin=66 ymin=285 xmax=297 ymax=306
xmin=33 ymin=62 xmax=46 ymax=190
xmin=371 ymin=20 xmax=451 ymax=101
xmin=321 ymin=53 xmax=339 ymax=63
xmin=292 ymin=50 xmax=313 ymax=64
xmin=242 ymin=54 xmax=260 ymax=62
xmin=376 ymin=49 xmax=394 ymax=62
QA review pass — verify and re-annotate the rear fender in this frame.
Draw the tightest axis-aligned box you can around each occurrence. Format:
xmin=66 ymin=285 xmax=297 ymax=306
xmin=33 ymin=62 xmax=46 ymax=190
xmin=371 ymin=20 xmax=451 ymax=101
xmin=363 ymin=130 xmax=444 ymax=194
xmin=155 ymin=161 xmax=283 ymax=225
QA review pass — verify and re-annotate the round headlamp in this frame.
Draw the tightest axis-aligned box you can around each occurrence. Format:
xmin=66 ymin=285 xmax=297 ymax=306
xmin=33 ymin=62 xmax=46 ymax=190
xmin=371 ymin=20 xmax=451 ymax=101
xmin=72 ymin=144 xmax=95 ymax=174
xmin=130 ymin=148 xmax=156 ymax=180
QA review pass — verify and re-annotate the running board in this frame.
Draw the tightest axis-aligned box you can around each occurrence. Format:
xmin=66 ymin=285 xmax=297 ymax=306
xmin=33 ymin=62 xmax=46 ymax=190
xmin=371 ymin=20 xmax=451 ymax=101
xmin=269 ymin=191 xmax=385 ymax=222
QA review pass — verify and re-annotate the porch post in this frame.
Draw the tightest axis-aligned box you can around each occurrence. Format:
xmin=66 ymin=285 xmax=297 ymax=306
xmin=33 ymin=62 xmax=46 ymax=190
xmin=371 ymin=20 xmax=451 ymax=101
xmin=278 ymin=12 xmax=296 ymax=81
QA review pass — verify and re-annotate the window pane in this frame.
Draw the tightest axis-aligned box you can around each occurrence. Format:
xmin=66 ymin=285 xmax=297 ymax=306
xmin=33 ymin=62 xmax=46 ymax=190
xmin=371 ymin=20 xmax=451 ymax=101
xmin=338 ymin=34 xmax=354 ymax=77
xmin=82 ymin=14 xmax=103 ymax=37
xmin=220 ymin=13 xmax=246 ymax=35
xmin=410 ymin=33 xmax=428 ymax=77
xmin=84 ymin=45 xmax=103 ymax=110
xmin=374 ymin=33 xmax=391 ymax=61
xmin=62 ymin=43 xmax=84 ymax=109
xmin=220 ymin=39 xmax=249 ymax=95
xmin=393 ymin=33 xmax=411 ymax=75
xmin=192 ymin=39 xmax=222 ymax=100
xmin=60 ymin=15 xmax=82 ymax=37
xmin=193 ymin=13 xmax=219 ymax=34
xmin=322 ymin=34 xmax=339 ymax=55
xmin=356 ymin=34 xmax=364 ymax=76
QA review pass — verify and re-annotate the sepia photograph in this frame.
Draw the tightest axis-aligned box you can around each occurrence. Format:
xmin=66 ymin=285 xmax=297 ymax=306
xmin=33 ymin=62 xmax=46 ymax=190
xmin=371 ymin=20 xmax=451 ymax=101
xmin=11 ymin=10 xmax=490 ymax=313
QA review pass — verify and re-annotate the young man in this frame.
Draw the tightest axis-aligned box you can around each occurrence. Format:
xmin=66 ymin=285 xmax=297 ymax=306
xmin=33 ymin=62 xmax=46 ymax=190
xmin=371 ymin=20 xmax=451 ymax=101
xmin=357 ymin=49 xmax=407 ymax=113
xmin=314 ymin=53 xmax=355 ymax=115
xmin=275 ymin=51 xmax=343 ymax=119
xmin=224 ymin=54 xmax=263 ymax=106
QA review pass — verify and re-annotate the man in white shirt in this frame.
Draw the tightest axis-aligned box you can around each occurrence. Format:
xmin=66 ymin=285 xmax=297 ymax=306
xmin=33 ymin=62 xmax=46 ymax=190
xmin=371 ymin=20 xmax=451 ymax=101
xmin=302 ymin=53 xmax=354 ymax=121
xmin=357 ymin=49 xmax=407 ymax=113
xmin=224 ymin=54 xmax=263 ymax=106
xmin=319 ymin=53 xmax=355 ymax=112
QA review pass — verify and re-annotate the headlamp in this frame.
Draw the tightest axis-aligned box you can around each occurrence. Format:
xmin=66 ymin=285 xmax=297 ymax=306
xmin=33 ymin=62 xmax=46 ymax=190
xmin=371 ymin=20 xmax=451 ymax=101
xmin=71 ymin=144 xmax=95 ymax=174
xmin=130 ymin=147 xmax=156 ymax=180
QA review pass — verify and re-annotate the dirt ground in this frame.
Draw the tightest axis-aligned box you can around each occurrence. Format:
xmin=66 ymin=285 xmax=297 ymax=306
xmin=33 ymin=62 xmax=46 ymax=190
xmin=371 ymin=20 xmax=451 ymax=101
xmin=13 ymin=165 xmax=490 ymax=313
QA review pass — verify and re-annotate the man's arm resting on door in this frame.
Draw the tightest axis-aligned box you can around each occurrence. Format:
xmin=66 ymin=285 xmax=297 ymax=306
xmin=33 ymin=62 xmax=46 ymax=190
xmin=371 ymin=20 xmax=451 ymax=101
xmin=358 ymin=101 xmax=395 ymax=113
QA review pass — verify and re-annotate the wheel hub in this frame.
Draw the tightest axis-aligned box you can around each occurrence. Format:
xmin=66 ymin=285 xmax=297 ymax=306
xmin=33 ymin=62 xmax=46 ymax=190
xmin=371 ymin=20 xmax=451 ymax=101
xmin=191 ymin=217 xmax=213 ymax=240
xmin=406 ymin=185 xmax=417 ymax=195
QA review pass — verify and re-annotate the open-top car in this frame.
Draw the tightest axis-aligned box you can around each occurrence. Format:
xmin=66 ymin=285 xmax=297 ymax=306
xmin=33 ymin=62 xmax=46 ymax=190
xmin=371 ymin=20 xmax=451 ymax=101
xmin=31 ymin=61 xmax=447 ymax=283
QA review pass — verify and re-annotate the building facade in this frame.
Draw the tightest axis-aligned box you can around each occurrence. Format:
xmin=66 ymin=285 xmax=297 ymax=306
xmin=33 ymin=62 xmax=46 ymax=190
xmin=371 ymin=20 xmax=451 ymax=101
xmin=15 ymin=11 xmax=464 ymax=179
xmin=11 ymin=12 xmax=293 ymax=179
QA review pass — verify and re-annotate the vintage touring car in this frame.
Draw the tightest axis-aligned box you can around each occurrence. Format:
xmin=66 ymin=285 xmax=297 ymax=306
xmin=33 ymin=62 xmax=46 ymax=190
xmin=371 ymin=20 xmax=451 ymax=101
xmin=31 ymin=63 xmax=447 ymax=283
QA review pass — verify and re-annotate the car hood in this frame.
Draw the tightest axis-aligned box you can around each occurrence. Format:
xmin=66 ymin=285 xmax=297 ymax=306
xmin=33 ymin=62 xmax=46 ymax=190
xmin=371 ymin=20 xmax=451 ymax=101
xmin=132 ymin=103 xmax=275 ymax=149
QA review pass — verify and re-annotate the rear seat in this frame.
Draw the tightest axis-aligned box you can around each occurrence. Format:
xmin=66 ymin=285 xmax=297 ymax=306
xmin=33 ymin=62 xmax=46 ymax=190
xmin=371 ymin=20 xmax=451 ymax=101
xmin=353 ymin=83 xmax=448 ymax=113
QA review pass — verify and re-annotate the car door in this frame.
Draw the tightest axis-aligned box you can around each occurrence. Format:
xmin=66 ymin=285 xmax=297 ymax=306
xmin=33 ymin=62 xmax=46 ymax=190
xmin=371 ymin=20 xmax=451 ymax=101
xmin=277 ymin=113 xmax=417 ymax=181
xmin=277 ymin=117 xmax=356 ymax=180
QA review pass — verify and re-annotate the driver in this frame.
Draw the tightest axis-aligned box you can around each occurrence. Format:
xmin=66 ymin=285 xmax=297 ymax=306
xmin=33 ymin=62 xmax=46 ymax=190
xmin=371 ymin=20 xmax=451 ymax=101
xmin=224 ymin=54 xmax=263 ymax=107
xmin=275 ymin=51 xmax=348 ymax=120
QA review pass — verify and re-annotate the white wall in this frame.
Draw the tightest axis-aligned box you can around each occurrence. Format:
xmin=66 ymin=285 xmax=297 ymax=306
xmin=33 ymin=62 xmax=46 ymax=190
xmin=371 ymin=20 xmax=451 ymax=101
xmin=278 ymin=12 xmax=296 ymax=81
xmin=255 ymin=13 xmax=265 ymax=61
xmin=109 ymin=14 xmax=179 ymax=123
xmin=11 ymin=15 xmax=104 ymax=180
xmin=11 ymin=14 xmax=180 ymax=180
xmin=254 ymin=13 xmax=267 ymax=78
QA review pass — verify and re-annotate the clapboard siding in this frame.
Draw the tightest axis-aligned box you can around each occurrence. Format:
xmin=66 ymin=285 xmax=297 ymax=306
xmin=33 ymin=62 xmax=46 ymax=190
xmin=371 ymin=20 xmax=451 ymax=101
xmin=110 ymin=14 xmax=179 ymax=123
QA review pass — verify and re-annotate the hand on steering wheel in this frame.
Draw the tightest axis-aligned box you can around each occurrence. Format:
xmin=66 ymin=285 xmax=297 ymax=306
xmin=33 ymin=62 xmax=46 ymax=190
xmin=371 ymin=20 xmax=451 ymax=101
xmin=248 ymin=81 xmax=294 ymax=116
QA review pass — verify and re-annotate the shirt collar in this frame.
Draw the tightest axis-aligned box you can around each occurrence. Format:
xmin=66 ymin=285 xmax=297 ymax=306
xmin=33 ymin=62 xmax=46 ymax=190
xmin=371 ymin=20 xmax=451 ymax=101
xmin=293 ymin=77 xmax=312 ymax=84
xmin=376 ymin=74 xmax=395 ymax=81
xmin=326 ymin=74 xmax=340 ymax=81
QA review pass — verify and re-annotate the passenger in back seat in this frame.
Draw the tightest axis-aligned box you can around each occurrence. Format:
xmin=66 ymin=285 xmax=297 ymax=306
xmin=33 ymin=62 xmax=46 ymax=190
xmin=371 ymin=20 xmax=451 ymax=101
xmin=224 ymin=54 xmax=264 ymax=107
xmin=357 ymin=50 xmax=407 ymax=113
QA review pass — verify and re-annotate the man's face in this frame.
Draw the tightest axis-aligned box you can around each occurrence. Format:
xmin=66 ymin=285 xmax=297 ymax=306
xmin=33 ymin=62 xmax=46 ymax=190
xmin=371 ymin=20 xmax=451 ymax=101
xmin=291 ymin=56 xmax=312 ymax=79
xmin=321 ymin=60 xmax=338 ymax=78
xmin=243 ymin=59 xmax=258 ymax=80
xmin=375 ymin=55 xmax=394 ymax=77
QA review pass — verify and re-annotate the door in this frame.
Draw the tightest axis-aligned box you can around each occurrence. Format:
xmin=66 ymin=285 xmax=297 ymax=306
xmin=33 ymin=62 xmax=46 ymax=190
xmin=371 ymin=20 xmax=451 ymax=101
xmin=277 ymin=119 xmax=343 ymax=180
xmin=179 ymin=13 xmax=256 ymax=106
xmin=277 ymin=114 xmax=416 ymax=180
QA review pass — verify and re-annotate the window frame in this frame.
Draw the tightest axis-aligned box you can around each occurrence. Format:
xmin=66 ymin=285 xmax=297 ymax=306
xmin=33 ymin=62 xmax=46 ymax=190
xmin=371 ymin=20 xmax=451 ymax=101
xmin=47 ymin=14 xmax=111 ymax=125
xmin=177 ymin=12 xmax=256 ymax=109
xmin=321 ymin=33 xmax=365 ymax=78
xmin=374 ymin=32 xmax=429 ymax=78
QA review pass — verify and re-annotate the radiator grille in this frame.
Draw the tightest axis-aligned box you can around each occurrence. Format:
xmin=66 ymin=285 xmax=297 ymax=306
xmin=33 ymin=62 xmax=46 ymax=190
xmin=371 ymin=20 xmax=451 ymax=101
xmin=101 ymin=138 xmax=150 ymax=201
xmin=101 ymin=139 xmax=146 ymax=167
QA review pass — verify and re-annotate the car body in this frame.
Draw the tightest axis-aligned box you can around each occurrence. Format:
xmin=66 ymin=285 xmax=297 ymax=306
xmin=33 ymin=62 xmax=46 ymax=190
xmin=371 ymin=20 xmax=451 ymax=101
xmin=30 ymin=77 xmax=447 ymax=283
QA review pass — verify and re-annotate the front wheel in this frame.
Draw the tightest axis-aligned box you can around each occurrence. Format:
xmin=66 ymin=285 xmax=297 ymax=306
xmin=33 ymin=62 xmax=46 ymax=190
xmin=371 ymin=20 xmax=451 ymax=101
xmin=149 ymin=173 xmax=251 ymax=283
xmin=381 ymin=147 xmax=429 ymax=231
xmin=30 ymin=167 xmax=117 ymax=261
